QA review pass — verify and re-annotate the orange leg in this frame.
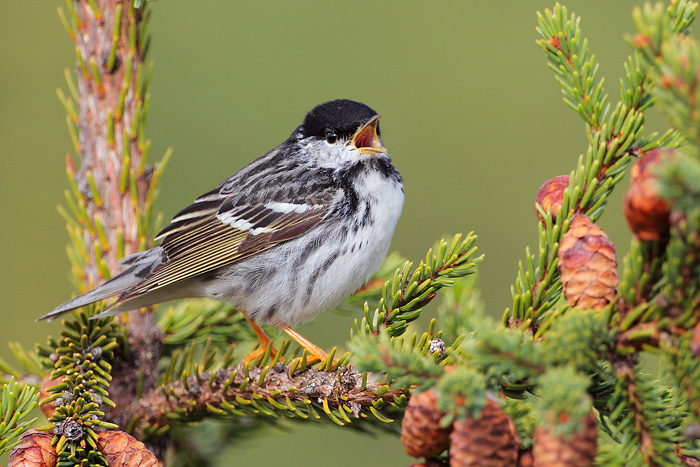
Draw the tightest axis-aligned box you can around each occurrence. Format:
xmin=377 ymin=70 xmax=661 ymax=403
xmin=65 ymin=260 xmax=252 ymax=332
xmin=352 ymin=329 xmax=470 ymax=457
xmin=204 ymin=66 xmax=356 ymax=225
xmin=241 ymin=312 xmax=279 ymax=364
xmin=277 ymin=324 xmax=328 ymax=364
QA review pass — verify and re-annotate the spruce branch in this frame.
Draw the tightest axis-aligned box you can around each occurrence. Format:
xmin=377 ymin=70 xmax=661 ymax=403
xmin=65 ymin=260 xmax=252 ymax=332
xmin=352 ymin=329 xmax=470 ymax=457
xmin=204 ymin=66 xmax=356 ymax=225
xmin=534 ymin=367 xmax=592 ymax=439
xmin=0 ymin=377 xmax=40 ymax=456
xmin=536 ymin=4 xmax=609 ymax=130
xmin=633 ymin=1 xmax=699 ymax=146
xmin=607 ymin=366 xmax=684 ymax=467
xmin=350 ymin=327 xmax=445 ymax=391
xmin=128 ymin=364 xmax=406 ymax=440
xmin=41 ymin=0 xmax=170 ymax=463
xmin=621 ymin=0 xmax=700 ymax=330
xmin=35 ymin=309 xmax=122 ymax=465
xmin=508 ymin=2 xmax=684 ymax=328
xmin=436 ymin=275 xmax=485 ymax=347
xmin=157 ymin=299 xmax=254 ymax=349
xmin=619 ymin=240 xmax=667 ymax=307
xmin=656 ymin=208 xmax=700 ymax=327
xmin=663 ymin=331 xmax=700 ymax=421
xmin=355 ymin=233 xmax=482 ymax=338
xmin=0 ymin=342 xmax=45 ymax=390
xmin=459 ymin=323 xmax=545 ymax=398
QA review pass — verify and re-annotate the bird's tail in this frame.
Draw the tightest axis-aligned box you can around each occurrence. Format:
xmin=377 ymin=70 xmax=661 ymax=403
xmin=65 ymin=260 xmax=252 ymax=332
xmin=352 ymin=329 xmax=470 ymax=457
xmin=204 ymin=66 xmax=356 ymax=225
xmin=37 ymin=247 xmax=166 ymax=322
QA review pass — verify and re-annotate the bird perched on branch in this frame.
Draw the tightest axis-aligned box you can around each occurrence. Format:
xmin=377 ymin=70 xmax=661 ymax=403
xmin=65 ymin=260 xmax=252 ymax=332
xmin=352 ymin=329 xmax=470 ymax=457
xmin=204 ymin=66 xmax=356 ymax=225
xmin=39 ymin=99 xmax=404 ymax=363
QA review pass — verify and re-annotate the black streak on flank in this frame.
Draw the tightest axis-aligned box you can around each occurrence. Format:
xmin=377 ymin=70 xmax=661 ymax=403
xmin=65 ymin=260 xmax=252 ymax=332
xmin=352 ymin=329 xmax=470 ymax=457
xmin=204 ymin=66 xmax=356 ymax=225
xmin=265 ymin=304 xmax=278 ymax=322
xmin=304 ymin=249 xmax=341 ymax=306
xmin=360 ymin=202 xmax=372 ymax=227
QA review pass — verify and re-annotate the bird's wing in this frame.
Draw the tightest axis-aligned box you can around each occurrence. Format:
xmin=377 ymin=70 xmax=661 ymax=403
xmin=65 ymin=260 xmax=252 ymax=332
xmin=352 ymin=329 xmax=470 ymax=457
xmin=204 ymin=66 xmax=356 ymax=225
xmin=117 ymin=174 xmax=339 ymax=301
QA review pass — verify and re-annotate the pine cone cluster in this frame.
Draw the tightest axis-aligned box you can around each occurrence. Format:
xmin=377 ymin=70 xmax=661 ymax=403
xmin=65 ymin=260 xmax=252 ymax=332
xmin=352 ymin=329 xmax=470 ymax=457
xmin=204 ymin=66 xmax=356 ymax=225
xmin=533 ymin=412 xmax=597 ymax=467
xmin=623 ymin=148 xmax=674 ymax=242
xmin=8 ymin=430 xmax=161 ymax=467
xmin=558 ymin=214 xmax=618 ymax=309
xmin=401 ymin=393 xmax=519 ymax=466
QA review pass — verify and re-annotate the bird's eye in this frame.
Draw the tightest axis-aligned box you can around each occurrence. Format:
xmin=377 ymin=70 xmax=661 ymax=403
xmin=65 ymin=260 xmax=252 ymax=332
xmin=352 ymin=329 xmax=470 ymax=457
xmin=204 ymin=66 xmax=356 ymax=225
xmin=325 ymin=131 xmax=338 ymax=144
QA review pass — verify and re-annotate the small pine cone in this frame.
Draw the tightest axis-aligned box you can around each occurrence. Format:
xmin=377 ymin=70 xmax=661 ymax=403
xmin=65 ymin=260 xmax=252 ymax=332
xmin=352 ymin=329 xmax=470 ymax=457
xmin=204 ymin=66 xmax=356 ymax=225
xmin=533 ymin=412 xmax=597 ymax=467
xmin=624 ymin=180 xmax=670 ymax=242
xmin=449 ymin=399 xmax=519 ymax=467
xmin=8 ymin=429 xmax=57 ymax=467
xmin=630 ymin=148 xmax=674 ymax=183
xmin=536 ymin=175 xmax=570 ymax=225
xmin=98 ymin=431 xmax=162 ymax=467
xmin=558 ymin=215 xmax=618 ymax=310
xmin=401 ymin=389 xmax=451 ymax=458
xmin=624 ymin=148 xmax=673 ymax=241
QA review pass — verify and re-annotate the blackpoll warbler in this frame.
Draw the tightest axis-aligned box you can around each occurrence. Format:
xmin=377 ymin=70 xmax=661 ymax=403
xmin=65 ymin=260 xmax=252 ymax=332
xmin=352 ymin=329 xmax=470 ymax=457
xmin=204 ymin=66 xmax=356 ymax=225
xmin=39 ymin=99 xmax=404 ymax=362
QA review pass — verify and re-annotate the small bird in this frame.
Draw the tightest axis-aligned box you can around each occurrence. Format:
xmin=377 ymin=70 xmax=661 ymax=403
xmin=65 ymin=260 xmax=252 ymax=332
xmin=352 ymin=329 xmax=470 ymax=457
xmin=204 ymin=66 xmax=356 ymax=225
xmin=39 ymin=99 xmax=404 ymax=363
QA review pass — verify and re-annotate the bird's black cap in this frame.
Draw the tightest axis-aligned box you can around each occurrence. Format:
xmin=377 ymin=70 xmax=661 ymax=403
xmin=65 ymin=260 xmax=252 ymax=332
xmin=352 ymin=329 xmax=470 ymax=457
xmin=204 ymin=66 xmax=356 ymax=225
xmin=300 ymin=99 xmax=379 ymax=140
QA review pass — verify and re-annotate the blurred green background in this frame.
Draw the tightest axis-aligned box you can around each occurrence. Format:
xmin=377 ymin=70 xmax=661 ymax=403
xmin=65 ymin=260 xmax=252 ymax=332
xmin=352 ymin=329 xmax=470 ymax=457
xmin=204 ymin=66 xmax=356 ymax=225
xmin=0 ymin=0 xmax=670 ymax=465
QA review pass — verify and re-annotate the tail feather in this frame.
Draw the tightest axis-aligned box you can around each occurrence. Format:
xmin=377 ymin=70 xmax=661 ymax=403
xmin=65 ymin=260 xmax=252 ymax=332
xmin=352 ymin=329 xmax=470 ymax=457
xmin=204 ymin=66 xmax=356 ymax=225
xmin=37 ymin=271 xmax=142 ymax=322
xmin=37 ymin=247 xmax=167 ymax=322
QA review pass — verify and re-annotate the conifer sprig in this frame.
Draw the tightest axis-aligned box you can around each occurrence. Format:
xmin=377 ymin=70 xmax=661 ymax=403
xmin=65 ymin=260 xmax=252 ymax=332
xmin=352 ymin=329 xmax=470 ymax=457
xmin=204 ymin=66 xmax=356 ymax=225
xmin=351 ymin=327 xmax=445 ymax=391
xmin=607 ymin=368 xmax=683 ymax=466
xmin=129 ymin=363 xmax=407 ymax=439
xmin=35 ymin=310 xmax=122 ymax=464
xmin=536 ymin=4 xmax=608 ymax=129
xmin=508 ymin=2 xmax=687 ymax=327
xmin=0 ymin=377 xmax=39 ymax=456
xmin=355 ymin=233 xmax=482 ymax=338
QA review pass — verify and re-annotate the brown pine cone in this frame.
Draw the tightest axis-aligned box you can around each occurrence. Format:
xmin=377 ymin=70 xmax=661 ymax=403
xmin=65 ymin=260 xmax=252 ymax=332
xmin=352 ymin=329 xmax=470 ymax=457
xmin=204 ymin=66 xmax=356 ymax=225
xmin=624 ymin=180 xmax=670 ymax=242
xmin=630 ymin=148 xmax=673 ymax=183
xmin=624 ymin=148 xmax=673 ymax=242
xmin=98 ymin=431 xmax=162 ymax=467
xmin=536 ymin=175 xmax=570 ymax=226
xmin=8 ymin=429 xmax=57 ymax=467
xmin=558 ymin=215 xmax=618 ymax=310
xmin=533 ymin=412 xmax=597 ymax=467
xmin=401 ymin=389 xmax=451 ymax=458
xmin=449 ymin=399 xmax=519 ymax=467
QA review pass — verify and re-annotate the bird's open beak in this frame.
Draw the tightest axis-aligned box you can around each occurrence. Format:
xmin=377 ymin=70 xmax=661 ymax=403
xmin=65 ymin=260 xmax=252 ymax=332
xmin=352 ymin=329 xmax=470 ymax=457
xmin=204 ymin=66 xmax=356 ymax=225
xmin=351 ymin=115 xmax=387 ymax=155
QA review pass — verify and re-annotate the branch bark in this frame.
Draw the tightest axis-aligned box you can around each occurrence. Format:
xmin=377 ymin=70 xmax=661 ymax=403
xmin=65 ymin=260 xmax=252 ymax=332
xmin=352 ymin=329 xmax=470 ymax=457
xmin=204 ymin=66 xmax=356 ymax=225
xmin=70 ymin=0 xmax=163 ymax=437
xmin=129 ymin=366 xmax=406 ymax=439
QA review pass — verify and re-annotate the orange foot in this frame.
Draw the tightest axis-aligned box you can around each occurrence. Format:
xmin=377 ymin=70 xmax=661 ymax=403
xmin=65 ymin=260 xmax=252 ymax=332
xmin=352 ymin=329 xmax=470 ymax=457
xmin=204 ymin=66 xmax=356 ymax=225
xmin=240 ymin=312 xmax=335 ymax=370
xmin=278 ymin=325 xmax=342 ymax=372
xmin=279 ymin=325 xmax=328 ymax=364
xmin=241 ymin=312 xmax=280 ymax=365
